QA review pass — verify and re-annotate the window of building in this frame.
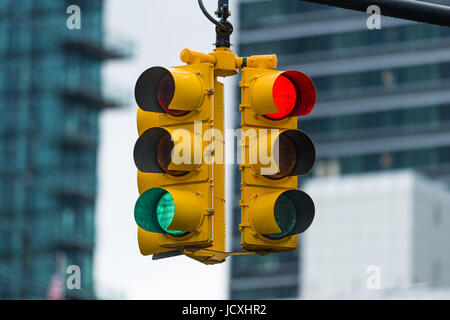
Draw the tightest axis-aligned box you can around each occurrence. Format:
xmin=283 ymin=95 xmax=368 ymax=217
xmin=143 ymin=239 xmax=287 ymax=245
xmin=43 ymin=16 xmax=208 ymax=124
xmin=239 ymin=24 xmax=449 ymax=57
xmin=301 ymin=103 xmax=450 ymax=137
xmin=339 ymin=146 xmax=450 ymax=174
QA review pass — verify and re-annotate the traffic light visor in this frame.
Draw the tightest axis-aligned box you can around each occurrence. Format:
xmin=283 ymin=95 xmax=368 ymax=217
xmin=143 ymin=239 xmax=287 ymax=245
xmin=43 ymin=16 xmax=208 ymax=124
xmin=266 ymin=130 xmax=316 ymax=179
xmin=134 ymin=127 xmax=198 ymax=175
xmin=265 ymin=75 xmax=297 ymax=120
xmin=250 ymin=190 xmax=315 ymax=239
xmin=255 ymin=129 xmax=315 ymax=179
xmin=266 ymin=192 xmax=297 ymax=239
xmin=134 ymin=66 xmax=202 ymax=115
xmin=283 ymin=70 xmax=317 ymax=117
xmin=251 ymin=70 xmax=316 ymax=119
xmin=134 ymin=187 xmax=202 ymax=236
xmin=156 ymin=192 xmax=187 ymax=236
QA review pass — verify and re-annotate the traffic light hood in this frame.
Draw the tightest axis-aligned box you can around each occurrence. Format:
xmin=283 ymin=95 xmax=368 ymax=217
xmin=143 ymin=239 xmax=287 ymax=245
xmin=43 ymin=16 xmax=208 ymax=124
xmin=283 ymin=70 xmax=317 ymax=117
xmin=250 ymin=129 xmax=316 ymax=179
xmin=249 ymin=69 xmax=317 ymax=119
xmin=276 ymin=129 xmax=316 ymax=177
xmin=134 ymin=66 xmax=203 ymax=115
xmin=134 ymin=127 xmax=200 ymax=175
xmin=134 ymin=187 xmax=203 ymax=236
xmin=250 ymin=190 xmax=315 ymax=239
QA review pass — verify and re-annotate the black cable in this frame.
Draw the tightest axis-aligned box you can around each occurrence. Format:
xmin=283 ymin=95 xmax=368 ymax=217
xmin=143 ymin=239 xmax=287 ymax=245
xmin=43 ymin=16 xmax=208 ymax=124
xmin=299 ymin=0 xmax=450 ymax=27
xmin=198 ymin=0 xmax=230 ymax=31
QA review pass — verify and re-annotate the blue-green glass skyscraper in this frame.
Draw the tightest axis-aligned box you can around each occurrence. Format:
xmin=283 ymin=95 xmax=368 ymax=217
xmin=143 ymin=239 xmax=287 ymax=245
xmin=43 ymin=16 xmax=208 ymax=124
xmin=0 ymin=0 xmax=129 ymax=299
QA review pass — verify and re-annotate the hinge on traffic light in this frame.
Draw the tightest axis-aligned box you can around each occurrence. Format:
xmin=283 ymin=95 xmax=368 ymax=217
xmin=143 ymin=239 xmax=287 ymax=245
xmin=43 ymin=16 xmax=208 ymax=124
xmin=238 ymin=103 xmax=250 ymax=112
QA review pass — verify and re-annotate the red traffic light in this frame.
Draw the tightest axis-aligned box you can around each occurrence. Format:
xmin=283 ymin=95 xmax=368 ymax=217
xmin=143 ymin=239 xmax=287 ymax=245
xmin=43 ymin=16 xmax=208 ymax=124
xmin=249 ymin=70 xmax=317 ymax=120
xmin=265 ymin=75 xmax=298 ymax=120
xmin=283 ymin=70 xmax=316 ymax=117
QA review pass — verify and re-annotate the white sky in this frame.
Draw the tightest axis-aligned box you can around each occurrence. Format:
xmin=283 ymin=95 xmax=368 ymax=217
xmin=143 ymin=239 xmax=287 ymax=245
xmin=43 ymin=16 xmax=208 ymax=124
xmin=95 ymin=0 xmax=238 ymax=299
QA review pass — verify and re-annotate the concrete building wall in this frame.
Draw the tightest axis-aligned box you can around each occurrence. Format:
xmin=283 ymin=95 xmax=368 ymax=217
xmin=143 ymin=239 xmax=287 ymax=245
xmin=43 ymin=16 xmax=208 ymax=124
xmin=412 ymin=179 xmax=450 ymax=287
xmin=301 ymin=171 xmax=450 ymax=299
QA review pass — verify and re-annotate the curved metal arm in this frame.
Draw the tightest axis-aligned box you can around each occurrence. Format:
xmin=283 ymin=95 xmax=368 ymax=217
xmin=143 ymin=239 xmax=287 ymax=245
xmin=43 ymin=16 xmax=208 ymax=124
xmin=198 ymin=0 xmax=230 ymax=31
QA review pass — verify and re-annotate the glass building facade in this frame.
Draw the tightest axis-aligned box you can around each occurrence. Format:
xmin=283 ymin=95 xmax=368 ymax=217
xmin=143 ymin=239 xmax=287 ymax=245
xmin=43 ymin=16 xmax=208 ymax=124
xmin=0 ymin=0 xmax=129 ymax=299
xmin=230 ymin=0 xmax=450 ymax=299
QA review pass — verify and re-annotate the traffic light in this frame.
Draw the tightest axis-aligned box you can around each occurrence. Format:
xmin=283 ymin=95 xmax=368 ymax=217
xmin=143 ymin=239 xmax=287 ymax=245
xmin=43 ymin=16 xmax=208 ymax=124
xmin=133 ymin=62 xmax=225 ymax=262
xmin=131 ymin=0 xmax=321 ymax=264
xmin=238 ymin=65 xmax=317 ymax=253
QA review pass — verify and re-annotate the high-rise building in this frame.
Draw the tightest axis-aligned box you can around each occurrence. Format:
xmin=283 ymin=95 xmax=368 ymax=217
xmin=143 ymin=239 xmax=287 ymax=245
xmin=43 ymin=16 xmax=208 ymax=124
xmin=302 ymin=171 xmax=450 ymax=299
xmin=0 ymin=0 xmax=129 ymax=299
xmin=230 ymin=0 xmax=450 ymax=299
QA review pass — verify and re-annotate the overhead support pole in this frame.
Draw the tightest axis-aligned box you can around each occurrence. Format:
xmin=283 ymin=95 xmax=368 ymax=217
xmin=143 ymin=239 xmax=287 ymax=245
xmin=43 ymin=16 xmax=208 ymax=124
xmin=299 ymin=0 xmax=450 ymax=28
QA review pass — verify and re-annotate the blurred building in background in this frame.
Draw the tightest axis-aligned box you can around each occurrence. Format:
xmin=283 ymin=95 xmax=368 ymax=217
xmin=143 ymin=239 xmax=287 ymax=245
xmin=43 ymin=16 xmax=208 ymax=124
xmin=0 ymin=0 xmax=129 ymax=299
xmin=303 ymin=171 xmax=450 ymax=299
xmin=230 ymin=0 xmax=450 ymax=299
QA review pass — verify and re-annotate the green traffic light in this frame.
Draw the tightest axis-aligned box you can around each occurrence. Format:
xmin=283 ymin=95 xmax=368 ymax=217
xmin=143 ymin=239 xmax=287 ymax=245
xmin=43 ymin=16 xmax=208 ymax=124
xmin=134 ymin=187 xmax=188 ymax=236
xmin=265 ymin=193 xmax=297 ymax=239
xmin=156 ymin=192 xmax=187 ymax=236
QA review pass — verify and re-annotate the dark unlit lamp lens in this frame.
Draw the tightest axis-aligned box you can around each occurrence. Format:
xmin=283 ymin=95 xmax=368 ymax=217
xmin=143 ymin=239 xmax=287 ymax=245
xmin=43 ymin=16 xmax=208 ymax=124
xmin=266 ymin=134 xmax=296 ymax=179
xmin=266 ymin=75 xmax=297 ymax=120
xmin=156 ymin=192 xmax=187 ymax=236
xmin=157 ymin=73 xmax=187 ymax=116
xmin=264 ymin=193 xmax=297 ymax=239
xmin=156 ymin=132 xmax=188 ymax=176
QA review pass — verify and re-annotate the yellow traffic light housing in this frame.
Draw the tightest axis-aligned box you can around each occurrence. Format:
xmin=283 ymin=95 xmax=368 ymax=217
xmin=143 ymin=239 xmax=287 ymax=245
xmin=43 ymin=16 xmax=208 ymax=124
xmin=131 ymin=0 xmax=320 ymax=264
xmin=239 ymin=64 xmax=317 ymax=253
xmin=133 ymin=62 xmax=226 ymax=263
xmin=132 ymin=37 xmax=319 ymax=264
xmin=240 ymin=67 xmax=316 ymax=128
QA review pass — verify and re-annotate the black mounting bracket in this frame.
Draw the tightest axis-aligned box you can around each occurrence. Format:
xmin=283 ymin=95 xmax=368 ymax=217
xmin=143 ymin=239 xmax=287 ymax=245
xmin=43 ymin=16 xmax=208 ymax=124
xmin=198 ymin=0 xmax=233 ymax=48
